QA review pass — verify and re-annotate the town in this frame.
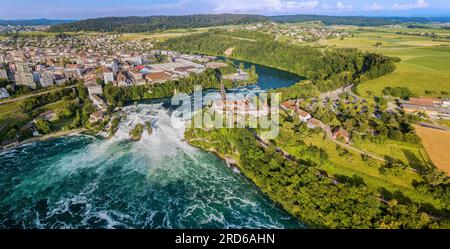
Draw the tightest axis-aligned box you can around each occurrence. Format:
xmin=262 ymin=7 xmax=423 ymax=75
xmin=0 ymin=33 xmax=255 ymax=149
xmin=0 ymin=7 xmax=450 ymax=232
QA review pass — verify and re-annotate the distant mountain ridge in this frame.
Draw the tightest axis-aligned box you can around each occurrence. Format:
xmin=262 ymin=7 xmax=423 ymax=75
xmin=269 ymin=14 xmax=450 ymax=26
xmin=0 ymin=18 xmax=76 ymax=26
xmin=46 ymin=14 xmax=450 ymax=33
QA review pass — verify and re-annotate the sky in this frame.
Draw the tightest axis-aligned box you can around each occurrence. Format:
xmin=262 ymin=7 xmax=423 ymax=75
xmin=1 ymin=0 xmax=449 ymax=19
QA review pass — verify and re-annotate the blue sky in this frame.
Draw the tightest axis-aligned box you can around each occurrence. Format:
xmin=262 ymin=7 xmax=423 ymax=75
xmin=1 ymin=0 xmax=449 ymax=19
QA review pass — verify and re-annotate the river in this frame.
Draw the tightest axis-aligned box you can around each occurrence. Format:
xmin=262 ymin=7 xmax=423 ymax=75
xmin=0 ymin=61 xmax=304 ymax=229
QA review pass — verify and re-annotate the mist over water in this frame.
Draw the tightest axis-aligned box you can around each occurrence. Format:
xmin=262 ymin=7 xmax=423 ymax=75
xmin=0 ymin=104 xmax=302 ymax=228
xmin=0 ymin=61 xmax=304 ymax=229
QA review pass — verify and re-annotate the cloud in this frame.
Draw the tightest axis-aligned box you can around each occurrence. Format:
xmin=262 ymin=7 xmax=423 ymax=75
xmin=390 ymin=0 xmax=429 ymax=10
xmin=335 ymin=1 xmax=353 ymax=11
xmin=212 ymin=0 xmax=320 ymax=14
xmin=364 ymin=2 xmax=385 ymax=11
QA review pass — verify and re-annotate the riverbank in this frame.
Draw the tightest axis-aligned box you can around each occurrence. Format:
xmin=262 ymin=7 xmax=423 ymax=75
xmin=185 ymin=129 xmax=314 ymax=227
xmin=184 ymin=130 xmax=306 ymax=227
xmin=0 ymin=128 xmax=87 ymax=153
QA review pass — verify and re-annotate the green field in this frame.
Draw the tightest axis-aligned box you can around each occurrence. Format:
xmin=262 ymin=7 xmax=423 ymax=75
xmin=0 ymin=99 xmax=68 ymax=141
xmin=119 ymin=27 xmax=219 ymax=42
xmin=0 ymin=101 xmax=28 ymax=141
xmin=276 ymin=124 xmax=444 ymax=210
xmin=318 ymin=29 xmax=450 ymax=98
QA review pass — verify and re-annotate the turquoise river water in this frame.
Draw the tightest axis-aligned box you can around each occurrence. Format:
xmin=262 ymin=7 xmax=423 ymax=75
xmin=0 ymin=61 xmax=305 ymax=229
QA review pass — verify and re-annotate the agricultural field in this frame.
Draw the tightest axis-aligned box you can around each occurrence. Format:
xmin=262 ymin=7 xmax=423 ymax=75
xmin=415 ymin=125 xmax=450 ymax=176
xmin=118 ymin=27 xmax=214 ymax=42
xmin=318 ymin=28 xmax=450 ymax=98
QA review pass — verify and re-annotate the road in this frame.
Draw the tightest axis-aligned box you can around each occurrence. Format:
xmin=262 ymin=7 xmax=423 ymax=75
xmin=418 ymin=122 xmax=450 ymax=132
xmin=281 ymin=104 xmax=386 ymax=162
xmin=319 ymin=84 xmax=362 ymax=101
xmin=0 ymin=85 xmax=76 ymax=106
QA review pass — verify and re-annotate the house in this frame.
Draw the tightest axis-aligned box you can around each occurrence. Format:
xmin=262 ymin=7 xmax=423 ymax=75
xmin=36 ymin=110 xmax=57 ymax=121
xmin=83 ymin=73 xmax=97 ymax=83
xmin=145 ymin=71 xmax=171 ymax=83
xmin=174 ymin=66 xmax=195 ymax=76
xmin=54 ymin=74 xmax=67 ymax=85
xmin=211 ymin=99 xmax=268 ymax=117
xmin=295 ymin=107 xmax=312 ymax=122
xmin=14 ymin=71 xmax=36 ymax=89
xmin=129 ymin=69 xmax=143 ymax=81
xmin=333 ymin=127 xmax=351 ymax=144
xmin=282 ymin=100 xmax=297 ymax=109
xmin=64 ymin=68 xmax=82 ymax=79
xmin=90 ymin=94 xmax=107 ymax=110
xmin=401 ymin=97 xmax=448 ymax=117
xmin=85 ymin=82 xmax=103 ymax=96
xmin=116 ymin=71 xmax=128 ymax=86
xmin=0 ymin=87 xmax=9 ymax=99
xmin=408 ymin=98 xmax=441 ymax=107
xmin=307 ymin=118 xmax=325 ymax=129
xmin=39 ymin=71 xmax=54 ymax=88
xmin=89 ymin=110 xmax=106 ymax=124
xmin=103 ymin=71 xmax=114 ymax=84
xmin=206 ymin=61 xmax=228 ymax=69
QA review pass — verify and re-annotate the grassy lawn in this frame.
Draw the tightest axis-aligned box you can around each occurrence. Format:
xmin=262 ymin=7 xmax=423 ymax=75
xmin=437 ymin=119 xmax=450 ymax=128
xmin=0 ymin=101 xmax=29 ymax=141
xmin=0 ymin=100 xmax=68 ymax=140
xmin=317 ymin=29 xmax=450 ymax=98
xmin=34 ymin=100 xmax=65 ymax=114
xmin=352 ymin=138 xmax=432 ymax=171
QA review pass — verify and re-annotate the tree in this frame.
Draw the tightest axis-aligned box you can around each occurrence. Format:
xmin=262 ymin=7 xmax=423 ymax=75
xmin=388 ymin=129 xmax=403 ymax=141
xmin=35 ymin=118 xmax=52 ymax=134
xmin=422 ymin=168 xmax=448 ymax=187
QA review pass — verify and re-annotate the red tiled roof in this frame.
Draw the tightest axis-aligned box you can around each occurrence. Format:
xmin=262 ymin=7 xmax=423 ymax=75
xmin=409 ymin=98 xmax=440 ymax=107
xmin=295 ymin=108 xmax=310 ymax=118
xmin=145 ymin=72 xmax=171 ymax=81
xmin=282 ymin=100 xmax=296 ymax=108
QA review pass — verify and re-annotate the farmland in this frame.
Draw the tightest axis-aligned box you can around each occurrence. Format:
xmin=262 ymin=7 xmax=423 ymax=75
xmin=415 ymin=125 xmax=450 ymax=176
xmin=118 ymin=26 xmax=230 ymax=42
xmin=317 ymin=28 xmax=450 ymax=98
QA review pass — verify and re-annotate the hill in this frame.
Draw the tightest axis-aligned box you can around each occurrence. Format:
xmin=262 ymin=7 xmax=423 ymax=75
xmin=159 ymin=29 xmax=396 ymax=92
xmin=47 ymin=14 xmax=268 ymax=33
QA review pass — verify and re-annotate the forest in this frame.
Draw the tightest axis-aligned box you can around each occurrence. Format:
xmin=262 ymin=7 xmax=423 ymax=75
xmin=185 ymin=126 xmax=450 ymax=228
xmin=160 ymin=30 xmax=396 ymax=92
xmin=47 ymin=14 xmax=268 ymax=33
xmin=268 ymin=15 xmax=449 ymax=26
xmin=45 ymin=14 xmax=450 ymax=33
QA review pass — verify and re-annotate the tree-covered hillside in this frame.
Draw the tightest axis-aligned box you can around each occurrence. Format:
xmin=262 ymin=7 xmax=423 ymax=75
xmin=159 ymin=30 xmax=396 ymax=92
xmin=269 ymin=15 xmax=449 ymax=26
xmin=47 ymin=14 xmax=268 ymax=33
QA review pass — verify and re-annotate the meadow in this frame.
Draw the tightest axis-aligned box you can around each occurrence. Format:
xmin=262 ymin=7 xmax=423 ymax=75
xmin=318 ymin=28 xmax=450 ymax=98
xmin=276 ymin=123 xmax=446 ymax=211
